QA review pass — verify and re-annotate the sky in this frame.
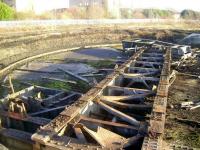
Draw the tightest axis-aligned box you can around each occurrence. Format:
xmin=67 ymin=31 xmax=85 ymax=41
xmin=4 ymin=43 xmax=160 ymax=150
xmin=15 ymin=0 xmax=200 ymax=14
xmin=121 ymin=0 xmax=200 ymax=12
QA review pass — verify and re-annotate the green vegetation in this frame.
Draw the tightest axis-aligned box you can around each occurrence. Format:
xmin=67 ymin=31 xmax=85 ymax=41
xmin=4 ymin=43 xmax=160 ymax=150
xmin=165 ymin=122 xmax=200 ymax=148
xmin=86 ymin=60 xmax=114 ymax=69
xmin=121 ymin=8 xmax=174 ymax=19
xmin=143 ymin=9 xmax=174 ymax=19
xmin=1 ymin=3 xmax=200 ymax=20
xmin=0 ymin=2 xmax=14 ymax=20
xmin=11 ymin=79 xmax=91 ymax=94
xmin=14 ymin=6 xmax=112 ymax=20
xmin=180 ymin=9 xmax=200 ymax=20
xmin=14 ymin=11 xmax=36 ymax=20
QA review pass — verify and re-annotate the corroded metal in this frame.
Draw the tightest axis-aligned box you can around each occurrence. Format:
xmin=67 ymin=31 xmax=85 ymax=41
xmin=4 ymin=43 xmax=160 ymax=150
xmin=30 ymin=42 xmax=170 ymax=149
xmin=0 ymin=40 xmax=173 ymax=150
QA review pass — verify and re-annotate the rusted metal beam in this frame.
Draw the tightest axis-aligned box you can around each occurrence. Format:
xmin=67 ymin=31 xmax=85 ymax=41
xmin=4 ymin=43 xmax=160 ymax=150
xmin=29 ymin=106 xmax=66 ymax=116
xmin=58 ymin=68 xmax=89 ymax=84
xmin=123 ymin=135 xmax=144 ymax=148
xmin=129 ymin=67 xmax=161 ymax=72
xmin=134 ymin=61 xmax=163 ymax=66
xmin=42 ymin=92 xmax=66 ymax=107
xmin=101 ymin=98 xmax=152 ymax=110
xmin=123 ymin=75 xmax=160 ymax=82
xmin=107 ymin=85 xmax=153 ymax=94
xmin=0 ymin=128 xmax=34 ymax=144
xmin=81 ymin=125 xmax=126 ymax=148
xmin=142 ymin=53 xmax=163 ymax=57
xmin=141 ymin=48 xmax=171 ymax=150
xmin=122 ymin=72 xmax=156 ymax=77
xmin=101 ymin=93 xmax=152 ymax=102
xmin=73 ymin=124 xmax=87 ymax=143
xmin=138 ymin=57 xmax=164 ymax=62
xmin=0 ymin=111 xmax=50 ymax=126
xmin=97 ymin=101 xmax=140 ymax=127
xmin=46 ymin=93 xmax=79 ymax=107
xmin=80 ymin=115 xmax=138 ymax=130
xmin=101 ymin=93 xmax=154 ymax=102
xmin=42 ymin=76 xmax=77 ymax=84
xmin=28 ymin=42 xmax=172 ymax=149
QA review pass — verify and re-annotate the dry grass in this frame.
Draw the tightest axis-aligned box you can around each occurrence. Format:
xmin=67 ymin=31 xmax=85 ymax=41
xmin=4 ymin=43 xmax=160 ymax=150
xmin=0 ymin=20 xmax=199 ymax=34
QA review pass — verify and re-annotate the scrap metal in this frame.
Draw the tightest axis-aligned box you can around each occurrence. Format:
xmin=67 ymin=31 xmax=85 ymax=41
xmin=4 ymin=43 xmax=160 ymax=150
xmin=0 ymin=39 xmax=173 ymax=150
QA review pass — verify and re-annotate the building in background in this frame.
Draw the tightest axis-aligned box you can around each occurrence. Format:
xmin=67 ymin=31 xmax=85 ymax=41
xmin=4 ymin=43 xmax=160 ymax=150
xmin=2 ymin=0 xmax=69 ymax=14
xmin=2 ymin=0 xmax=121 ymax=17
xmin=69 ymin=0 xmax=104 ymax=7
xmin=68 ymin=0 xmax=121 ymax=18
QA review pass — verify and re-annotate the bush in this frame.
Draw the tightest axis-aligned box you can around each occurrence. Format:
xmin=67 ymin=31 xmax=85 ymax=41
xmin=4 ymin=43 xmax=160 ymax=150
xmin=143 ymin=9 xmax=173 ymax=19
xmin=180 ymin=9 xmax=200 ymax=20
xmin=0 ymin=2 xmax=14 ymax=20
xmin=14 ymin=11 xmax=36 ymax=20
xmin=121 ymin=9 xmax=133 ymax=19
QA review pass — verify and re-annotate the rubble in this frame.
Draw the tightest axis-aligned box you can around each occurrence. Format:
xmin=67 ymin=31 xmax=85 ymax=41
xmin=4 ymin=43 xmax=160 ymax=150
xmin=179 ymin=33 xmax=200 ymax=48
xmin=180 ymin=100 xmax=200 ymax=110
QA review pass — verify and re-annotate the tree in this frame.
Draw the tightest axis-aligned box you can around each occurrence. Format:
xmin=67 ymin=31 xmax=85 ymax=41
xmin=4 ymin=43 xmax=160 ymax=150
xmin=0 ymin=2 xmax=14 ymax=20
xmin=181 ymin=9 xmax=200 ymax=20
xmin=143 ymin=9 xmax=173 ymax=19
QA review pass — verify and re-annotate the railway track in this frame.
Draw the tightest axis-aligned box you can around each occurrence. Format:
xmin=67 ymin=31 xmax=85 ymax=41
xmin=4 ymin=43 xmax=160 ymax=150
xmin=0 ymin=39 xmax=172 ymax=150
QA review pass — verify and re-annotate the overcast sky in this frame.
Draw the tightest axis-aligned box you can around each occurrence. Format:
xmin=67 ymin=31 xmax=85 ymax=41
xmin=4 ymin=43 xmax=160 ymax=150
xmin=121 ymin=0 xmax=200 ymax=11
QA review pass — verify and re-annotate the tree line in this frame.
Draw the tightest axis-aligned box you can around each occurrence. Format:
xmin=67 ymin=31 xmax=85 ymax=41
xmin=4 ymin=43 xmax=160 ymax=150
xmin=0 ymin=2 xmax=200 ymax=20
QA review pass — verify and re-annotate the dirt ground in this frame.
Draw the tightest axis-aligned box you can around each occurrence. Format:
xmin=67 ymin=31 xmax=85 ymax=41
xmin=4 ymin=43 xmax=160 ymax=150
xmin=0 ymin=24 xmax=199 ymax=68
xmin=0 ymin=23 xmax=200 ymax=149
xmin=164 ymin=53 xmax=200 ymax=148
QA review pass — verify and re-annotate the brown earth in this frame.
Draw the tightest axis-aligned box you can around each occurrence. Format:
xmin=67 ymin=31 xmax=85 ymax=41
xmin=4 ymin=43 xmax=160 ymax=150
xmin=0 ymin=23 xmax=200 ymax=148
xmin=0 ymin=24 xmax=199 ymax=68
xmin=164 ymin=54 xmax=200 ymax=148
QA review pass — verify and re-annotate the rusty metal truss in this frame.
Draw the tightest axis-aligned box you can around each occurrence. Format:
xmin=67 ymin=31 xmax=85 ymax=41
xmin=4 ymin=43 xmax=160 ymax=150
xmin=0 ymin=39 xmax=172 ymax=150
xmin=30 ymin=42 xmax=171 ymax=149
